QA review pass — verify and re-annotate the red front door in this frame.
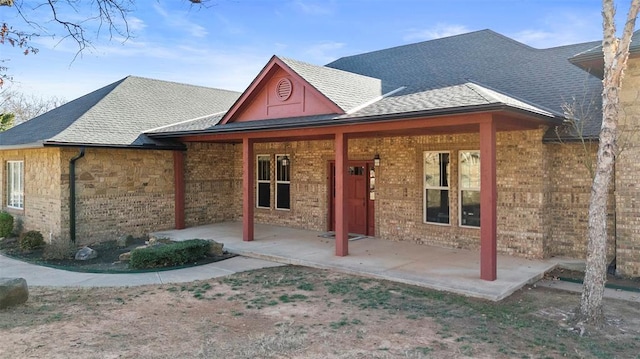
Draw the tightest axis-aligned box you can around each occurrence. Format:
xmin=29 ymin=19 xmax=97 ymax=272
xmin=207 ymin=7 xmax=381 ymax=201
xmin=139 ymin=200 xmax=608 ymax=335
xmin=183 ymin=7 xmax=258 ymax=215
xmin=329 ymin=161 xmax=374 ymax=236
xmin=346 ymin=164 xmax=367 ymax=234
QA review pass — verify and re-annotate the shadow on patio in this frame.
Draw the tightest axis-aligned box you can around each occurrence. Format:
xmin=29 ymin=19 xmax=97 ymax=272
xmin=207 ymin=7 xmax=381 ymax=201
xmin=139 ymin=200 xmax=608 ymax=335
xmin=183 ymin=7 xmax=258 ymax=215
xmin=152 ymin=222 xmax=558 ymax=301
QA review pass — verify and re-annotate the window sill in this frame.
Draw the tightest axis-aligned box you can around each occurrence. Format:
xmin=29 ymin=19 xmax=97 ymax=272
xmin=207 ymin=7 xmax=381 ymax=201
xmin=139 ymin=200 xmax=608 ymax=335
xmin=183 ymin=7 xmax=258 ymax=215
xmin=459 ymin=224 xmax=480 ymax=230
xmin=423 ymin=221 xmax=451 ymax=227
xmin=3 ymin=207 xmax=25 ymax=214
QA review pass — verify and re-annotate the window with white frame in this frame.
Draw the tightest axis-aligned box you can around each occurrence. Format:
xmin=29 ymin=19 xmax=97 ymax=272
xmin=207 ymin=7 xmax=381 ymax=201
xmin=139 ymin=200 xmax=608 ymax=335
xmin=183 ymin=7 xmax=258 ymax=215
xmin=423 ymin=152 xmax=450 ymax=224
xmin=257 ymin=155 xmax=271 ymax=209
xmin=459 ymin=151 xmax=480 ymax=227
xmin=275 ymin=154 xmax=290 ymax=210
xmin=7 ymin=160 xmax=24 ymax=209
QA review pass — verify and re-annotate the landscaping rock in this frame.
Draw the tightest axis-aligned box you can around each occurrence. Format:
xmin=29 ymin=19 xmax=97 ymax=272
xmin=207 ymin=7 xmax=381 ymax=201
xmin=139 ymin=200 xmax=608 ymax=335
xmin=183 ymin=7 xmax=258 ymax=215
xmin=75 ymin=246 xmax=98 ymax=261
xmin=0 ymin=278 xmax=28 ymax=309
xmin=118 ymin=252 xmax=131 ymax=262
xmin=207 ymin=239 xmax=224 ymax=256
xmin=117 ymin=235 xmax=134 ymax=248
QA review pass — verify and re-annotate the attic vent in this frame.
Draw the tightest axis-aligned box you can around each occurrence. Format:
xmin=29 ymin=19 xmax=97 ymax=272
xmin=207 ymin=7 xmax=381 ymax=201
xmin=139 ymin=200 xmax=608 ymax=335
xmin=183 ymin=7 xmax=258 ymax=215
xmin=275 ymin=78 xmax=293 ymax=101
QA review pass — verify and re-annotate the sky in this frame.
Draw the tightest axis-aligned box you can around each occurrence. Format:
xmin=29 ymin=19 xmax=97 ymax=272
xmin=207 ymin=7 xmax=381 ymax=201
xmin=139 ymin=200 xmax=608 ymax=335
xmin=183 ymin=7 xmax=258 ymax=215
xmin=0 ymin=0 xmax=630 ymax=102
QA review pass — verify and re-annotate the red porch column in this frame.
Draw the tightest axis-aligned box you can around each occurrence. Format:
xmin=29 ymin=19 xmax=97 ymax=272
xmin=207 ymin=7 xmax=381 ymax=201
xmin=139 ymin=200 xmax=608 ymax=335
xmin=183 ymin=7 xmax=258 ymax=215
xmin=335 ymin=132 xmax=349 ymax=256
xmin=242 ymin=137 xmax=255 ymax=241
xmin=173 ymin=150 xmax=186 ymax=230
xmin=480 ymin=119 xmax=497 ymax=281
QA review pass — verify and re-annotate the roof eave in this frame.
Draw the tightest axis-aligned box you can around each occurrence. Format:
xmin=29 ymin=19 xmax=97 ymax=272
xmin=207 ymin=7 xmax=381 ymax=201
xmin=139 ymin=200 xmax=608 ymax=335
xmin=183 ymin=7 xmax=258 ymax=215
xmin=42 ymin=141 xmax=186 ymax=151
xmin=148 ymin=104 xmax=562 ymax=139
xmin=0 ymin=141 xmax=46 ymax=150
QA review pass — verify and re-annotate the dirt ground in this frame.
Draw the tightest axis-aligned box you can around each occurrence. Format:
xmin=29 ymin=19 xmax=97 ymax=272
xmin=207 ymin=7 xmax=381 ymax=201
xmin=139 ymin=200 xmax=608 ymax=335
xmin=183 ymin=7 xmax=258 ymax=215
xmin=1 ymin=266 xmax=639 ymax=359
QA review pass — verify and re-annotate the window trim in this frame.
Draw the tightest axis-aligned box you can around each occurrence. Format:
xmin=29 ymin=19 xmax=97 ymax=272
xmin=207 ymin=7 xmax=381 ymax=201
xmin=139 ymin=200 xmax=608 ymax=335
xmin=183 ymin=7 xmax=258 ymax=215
xmin=275 ymin=154 xmax=291 ymax=211
xmin=256 ymin=154 xmax=271 ymax=209
xmin=458 ymin=150 xmax=480 ymax=228
xmin=6 ymin=160 xmax=24 ymax=210
xmin=423 ymin=151 xmax=450 ymax=226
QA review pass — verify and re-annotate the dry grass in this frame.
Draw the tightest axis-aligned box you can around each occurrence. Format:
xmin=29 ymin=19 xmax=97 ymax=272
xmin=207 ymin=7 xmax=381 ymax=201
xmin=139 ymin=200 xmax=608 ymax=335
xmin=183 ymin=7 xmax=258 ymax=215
xmin=1 ymin=266 xmax=639 ymax=359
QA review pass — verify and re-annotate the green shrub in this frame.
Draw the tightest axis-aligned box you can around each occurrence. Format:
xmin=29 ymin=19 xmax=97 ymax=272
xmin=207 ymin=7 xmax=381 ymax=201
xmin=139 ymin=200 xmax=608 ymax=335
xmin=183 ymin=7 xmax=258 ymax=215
xmin=0 ymin=211 xmax=14 ymax=238
xmin=19 ymin=230 xmax=45 ymax=251
xmin=129 ymin=239 xmax=211 ymax=269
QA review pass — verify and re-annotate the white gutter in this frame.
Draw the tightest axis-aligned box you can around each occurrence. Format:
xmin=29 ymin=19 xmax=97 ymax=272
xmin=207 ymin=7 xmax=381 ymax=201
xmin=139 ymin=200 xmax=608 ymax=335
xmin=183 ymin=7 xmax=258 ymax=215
xmin=0 ymin=141 xmax=45 ymax=150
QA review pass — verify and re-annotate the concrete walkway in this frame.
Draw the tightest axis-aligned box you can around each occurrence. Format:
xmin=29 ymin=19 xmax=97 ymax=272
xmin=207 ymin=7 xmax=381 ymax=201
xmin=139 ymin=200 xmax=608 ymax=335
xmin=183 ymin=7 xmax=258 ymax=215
xmin=0 ymin=254 xmax=283 ymax=287
xmin=153 ymin=222 xmax=560 ymax=301
xmin=4 ymin=222 xmax=637 ymax=303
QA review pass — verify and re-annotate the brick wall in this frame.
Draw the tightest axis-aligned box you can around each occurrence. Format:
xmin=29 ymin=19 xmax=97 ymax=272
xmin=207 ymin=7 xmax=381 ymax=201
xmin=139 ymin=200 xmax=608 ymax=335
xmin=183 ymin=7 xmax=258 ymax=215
xmin=0 ymin=148 xmax=63 ymax=241
xmin=371 ymin=131 xmax=549 ymax=258
xmin=248 ymin=140 xmax=335 ymax=231
xmin=544 ymin=142 xmax=616 ymax=260
xmin=183 ymin=142 xmax=242 ymax=227
xmin=60 ymin=148 xmax=176 ymax=245
xmin=184 ymin=130 xmax=579 ymax=259
xmin=616 ymin=57 xmax=640 ymax=276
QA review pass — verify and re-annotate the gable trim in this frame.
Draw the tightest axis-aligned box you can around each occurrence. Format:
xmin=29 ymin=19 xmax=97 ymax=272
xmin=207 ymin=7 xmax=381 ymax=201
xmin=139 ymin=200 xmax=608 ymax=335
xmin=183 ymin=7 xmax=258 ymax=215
xmin=219 ymin=56 xmax=344 ymax=125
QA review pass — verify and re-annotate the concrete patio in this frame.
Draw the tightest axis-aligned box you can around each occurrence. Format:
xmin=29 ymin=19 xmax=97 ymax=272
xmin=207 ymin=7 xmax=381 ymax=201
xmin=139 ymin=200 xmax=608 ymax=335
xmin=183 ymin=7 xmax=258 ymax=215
xmin=152 ymin=222 xmax=562 ymax=301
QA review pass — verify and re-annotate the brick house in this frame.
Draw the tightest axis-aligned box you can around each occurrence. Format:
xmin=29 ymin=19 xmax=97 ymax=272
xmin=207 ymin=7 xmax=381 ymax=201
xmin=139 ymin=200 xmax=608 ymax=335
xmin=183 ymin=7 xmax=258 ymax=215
xmin=0 ymin=76 xmax=241 ymax=244
xmin=1 ymin=29 xmax=639 ymax=278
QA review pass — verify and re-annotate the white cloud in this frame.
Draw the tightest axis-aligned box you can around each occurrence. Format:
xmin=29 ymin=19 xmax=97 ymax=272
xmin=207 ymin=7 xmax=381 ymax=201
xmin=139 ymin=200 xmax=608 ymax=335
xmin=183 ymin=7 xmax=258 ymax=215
xmin=511 ymin=12 xmax=602 ymax=48
xmin=302 ymin=41 xmax=346 ymax=64
xmin=403 ymin=24 xmax=472 ymax=42
xmin=126 ymin=16 xmax=147 ymax=32
xmin=152 ymin=3 xmax=208 ymax=38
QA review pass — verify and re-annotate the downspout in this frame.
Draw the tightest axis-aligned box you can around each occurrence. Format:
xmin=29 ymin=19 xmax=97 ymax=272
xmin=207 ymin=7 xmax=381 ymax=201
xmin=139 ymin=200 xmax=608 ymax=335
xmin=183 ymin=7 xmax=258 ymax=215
xmin=69 ymin=148 xmax=85 ymax=244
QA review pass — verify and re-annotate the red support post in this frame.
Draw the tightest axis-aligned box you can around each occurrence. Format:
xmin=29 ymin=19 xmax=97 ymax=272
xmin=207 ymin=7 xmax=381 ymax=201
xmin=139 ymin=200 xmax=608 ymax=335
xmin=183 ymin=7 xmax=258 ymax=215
xmin=335 ymin=132 xmax=349 ymax=256
xmin=243 ymin=137 xmax=255 ymax=241
xmin=173 ymin=150 xmax=186 ymax=230
xmin=480 ymin=119 xmax=497 ymax=281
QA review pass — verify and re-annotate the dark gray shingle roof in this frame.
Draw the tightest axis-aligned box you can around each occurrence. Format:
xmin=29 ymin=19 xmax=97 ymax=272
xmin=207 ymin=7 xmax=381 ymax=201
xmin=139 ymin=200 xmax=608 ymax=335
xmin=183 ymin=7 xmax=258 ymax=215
xmin=326 ymin=29 xmax=603 ymax=139
xmin=0 ymin=76 xmax=241 ymax=148
xmin=155 ymin=30 xmax=603 ymax=140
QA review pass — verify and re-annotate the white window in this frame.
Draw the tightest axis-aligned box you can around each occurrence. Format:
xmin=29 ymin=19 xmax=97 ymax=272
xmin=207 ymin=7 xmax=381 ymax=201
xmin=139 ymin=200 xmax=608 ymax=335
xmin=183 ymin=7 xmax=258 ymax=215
xmin=275 ymin=154 xmax=290 ymax=210
xmin=423 ymin=152 xmax=450 ymax=224
xmin=7 ymin=161 xmax=24 ymax=209
xmin=256 ymin=155 xmax=271 ymax=209
xmin=459 ymin=151 xmax=480 ymax=227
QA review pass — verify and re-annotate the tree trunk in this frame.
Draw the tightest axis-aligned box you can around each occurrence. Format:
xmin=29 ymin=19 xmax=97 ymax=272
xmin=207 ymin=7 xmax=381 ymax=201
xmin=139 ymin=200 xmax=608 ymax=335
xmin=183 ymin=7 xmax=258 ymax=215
xmin=579 ymin=0 xmax=640 ymax=325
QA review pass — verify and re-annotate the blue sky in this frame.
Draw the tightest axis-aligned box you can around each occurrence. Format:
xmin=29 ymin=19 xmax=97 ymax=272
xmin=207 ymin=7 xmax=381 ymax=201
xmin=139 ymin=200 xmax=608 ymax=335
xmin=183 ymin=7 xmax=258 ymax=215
xmin=0 ymin=0 xmax=626 ymax=101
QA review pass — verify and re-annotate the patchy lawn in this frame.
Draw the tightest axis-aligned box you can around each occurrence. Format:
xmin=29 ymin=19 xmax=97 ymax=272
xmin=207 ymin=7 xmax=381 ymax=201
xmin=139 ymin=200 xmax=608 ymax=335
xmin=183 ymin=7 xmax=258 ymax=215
xmin=1 ymin=266 xmax=639 ymax=358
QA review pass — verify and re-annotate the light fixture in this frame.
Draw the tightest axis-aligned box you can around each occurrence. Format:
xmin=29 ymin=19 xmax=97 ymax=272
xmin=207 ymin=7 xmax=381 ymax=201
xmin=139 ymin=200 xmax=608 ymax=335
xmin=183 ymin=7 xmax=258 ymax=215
xmin=374 ymin=153 xmax=381 ymax=166
xmin=281 ymin=142 xmax=290 ymax=167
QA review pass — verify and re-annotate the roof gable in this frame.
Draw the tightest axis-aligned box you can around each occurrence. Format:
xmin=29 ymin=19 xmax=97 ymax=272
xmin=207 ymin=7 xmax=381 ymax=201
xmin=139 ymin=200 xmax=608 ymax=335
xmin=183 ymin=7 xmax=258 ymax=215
xmin=220 ymin=56 xmax=382 ymax=124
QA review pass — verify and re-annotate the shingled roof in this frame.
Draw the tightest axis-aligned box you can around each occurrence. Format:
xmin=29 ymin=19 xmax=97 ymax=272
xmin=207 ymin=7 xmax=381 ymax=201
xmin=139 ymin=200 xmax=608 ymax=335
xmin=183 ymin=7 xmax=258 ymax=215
xmin=0 ymin=76 xmax=241 ymax=149
xmin=326 ymin=29 xmax=603 ymax=140
xmin=152 ymin=30 xmax=603 ymax=139
xmin=279 ymin=57 xmax=385 ymax=112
